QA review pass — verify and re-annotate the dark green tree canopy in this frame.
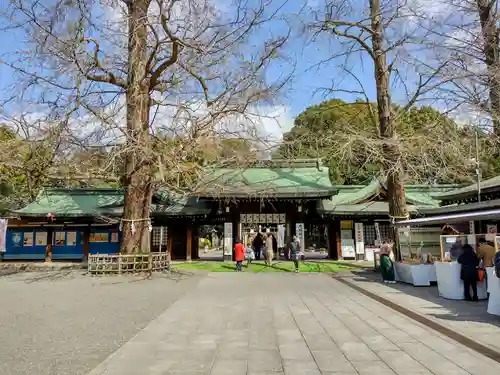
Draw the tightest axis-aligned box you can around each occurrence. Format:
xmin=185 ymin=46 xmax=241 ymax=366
xmin=275 ymin=100 xmax=500 ymax=184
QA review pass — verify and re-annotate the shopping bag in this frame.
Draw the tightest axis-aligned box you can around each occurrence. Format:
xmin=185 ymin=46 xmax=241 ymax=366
xmin=477 ymin=267 xmax=486 ymax=282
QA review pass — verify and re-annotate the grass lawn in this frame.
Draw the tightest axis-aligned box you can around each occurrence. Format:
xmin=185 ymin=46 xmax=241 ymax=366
xmin=171 ymin=260 xmax=357 ymax=273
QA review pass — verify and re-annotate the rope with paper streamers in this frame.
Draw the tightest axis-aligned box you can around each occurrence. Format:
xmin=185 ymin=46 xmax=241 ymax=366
xmin=119 ymin=218 xmax=152 ymax=234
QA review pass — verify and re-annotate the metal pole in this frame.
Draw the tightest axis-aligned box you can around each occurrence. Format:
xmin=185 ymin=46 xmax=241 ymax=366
xmin=475 ymin=130 xmax=482 ymax=234
xmin=475 ymin=130 xmax=481 ymax=203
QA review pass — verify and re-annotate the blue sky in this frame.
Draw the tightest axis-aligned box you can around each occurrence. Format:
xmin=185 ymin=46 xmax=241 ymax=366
xmin=0 ymin=0 xmax=453 ymax=137
xmin=0 ymin=0 xmax=378 ymax=118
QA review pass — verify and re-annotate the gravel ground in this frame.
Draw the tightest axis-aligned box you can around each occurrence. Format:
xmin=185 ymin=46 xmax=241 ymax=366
xmin=0 ymin=270 xmax=204 ymax=375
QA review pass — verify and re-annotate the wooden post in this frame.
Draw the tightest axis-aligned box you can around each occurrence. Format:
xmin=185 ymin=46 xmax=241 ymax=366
xmin=186 ymin=223 xmax=192 ymax=262
xmin=45 ymin=228 xmax=54 ymax=263
xmin=83 ymin=226 xmax=90 ymax=262
xmin=167 ymin=229 xmax=173 ymax=262
xmin=336 ymin=220 xmax=342 ymax=260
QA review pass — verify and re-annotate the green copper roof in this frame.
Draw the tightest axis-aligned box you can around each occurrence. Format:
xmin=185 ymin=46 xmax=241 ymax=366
xmin=12 ymin=188 xmax=123 ymax=217
xmin=12 ymin=188 xmax=208 ymax=218
xmin=321 ymin=202 xmax=418 ymax=216
xmin=319 ymin=179 xmax=459 ymax=215
xmin=431 ymin=175 xmax=500 ymax=201
xmin=198 ymin=161 xmax=336 ymax=198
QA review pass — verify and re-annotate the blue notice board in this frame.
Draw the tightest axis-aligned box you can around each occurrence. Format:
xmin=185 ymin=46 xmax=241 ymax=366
xmin=88 ymin=228 xmax=121 ymax=254
xmin=52 ymin=229 xmax=85 ymax=260
xmin=5 ymin=228 xmax=47 ymax=260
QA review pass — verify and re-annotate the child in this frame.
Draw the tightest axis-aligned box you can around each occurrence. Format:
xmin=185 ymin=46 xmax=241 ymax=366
xmin=234 ymin=239 xmax=245 ymax=272
xmin=245 ymin=241 xmax=255 ymax=269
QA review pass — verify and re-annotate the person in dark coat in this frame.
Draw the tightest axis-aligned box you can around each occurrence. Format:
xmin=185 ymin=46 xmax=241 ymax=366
xmin=457 ymin=244 xmax=480 ymax=301
xmin=252 ymin=233 xmax=262 ymax=260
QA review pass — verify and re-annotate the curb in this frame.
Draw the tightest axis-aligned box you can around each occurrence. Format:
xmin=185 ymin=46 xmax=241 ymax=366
xmin=334 ymin=275 xmax=500 ymax=364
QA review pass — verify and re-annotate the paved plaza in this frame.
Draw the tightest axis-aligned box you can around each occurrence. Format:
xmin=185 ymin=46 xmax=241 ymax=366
xmin=341 ymin=272 xmax=500 ymax=354
xmin=87 ymin=272 xmax=500 ymax=375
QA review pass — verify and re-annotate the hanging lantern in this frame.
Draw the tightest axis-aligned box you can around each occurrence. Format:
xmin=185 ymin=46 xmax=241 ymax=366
xmin=119 ymin=220 xmax=123 ymax=231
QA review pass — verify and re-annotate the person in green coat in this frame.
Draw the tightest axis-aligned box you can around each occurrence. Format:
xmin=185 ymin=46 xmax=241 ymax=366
xmin=380 ymin=242 xmax=396 ymax=283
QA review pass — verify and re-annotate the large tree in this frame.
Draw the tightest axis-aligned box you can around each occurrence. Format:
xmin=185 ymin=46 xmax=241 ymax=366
xmin=3 ymin=0 xmax=289 ymax=253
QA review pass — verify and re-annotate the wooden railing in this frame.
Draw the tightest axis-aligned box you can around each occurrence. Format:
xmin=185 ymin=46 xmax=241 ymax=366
xmin=88 ymin=252 xmax=169 ymax=275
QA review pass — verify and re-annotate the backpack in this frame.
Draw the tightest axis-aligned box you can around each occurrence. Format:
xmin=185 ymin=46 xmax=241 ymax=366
xmin=494 ymin=251 xmax=500 ymax=278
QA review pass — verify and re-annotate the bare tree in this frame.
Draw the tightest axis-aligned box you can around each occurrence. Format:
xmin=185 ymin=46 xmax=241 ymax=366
xmin=1 ymin=0 xmax=291 ymax=253
xmin=294 ymin=0 xmax=462 ymax=257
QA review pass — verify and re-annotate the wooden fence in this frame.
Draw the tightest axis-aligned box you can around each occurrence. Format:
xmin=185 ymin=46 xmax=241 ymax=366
xmin=88 ymin=252 xmax=169 ymax=275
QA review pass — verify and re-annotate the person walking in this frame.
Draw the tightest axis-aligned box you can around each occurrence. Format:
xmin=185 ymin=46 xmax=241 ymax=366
xmin=234 ymin=239 xmax=245 ymax=272
xmin=379 ymin=242 xmax=396 ymax=283
xmin=245 ymin=241 xmax=255 ymax=270
xmin=265 ymin=232 xmax=274 ymax=266
xmin=288 ymin=235 xmax=301 ymax=273
xmin=458 ymin=244 xmax=480 ymax=301
xmin=252 ymin=233 xmax=262 ymax=261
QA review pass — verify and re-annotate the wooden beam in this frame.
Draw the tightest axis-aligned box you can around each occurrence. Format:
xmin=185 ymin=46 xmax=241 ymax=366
xmin=186 ymin=224 xmax=192 ymax=262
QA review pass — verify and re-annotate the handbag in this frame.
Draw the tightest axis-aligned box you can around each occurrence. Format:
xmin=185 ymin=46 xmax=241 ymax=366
xmin=477 ymin=267 xmax=486 ymax=282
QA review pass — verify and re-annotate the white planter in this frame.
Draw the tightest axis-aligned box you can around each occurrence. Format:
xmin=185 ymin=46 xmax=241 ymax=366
xmin=365 ymin=248 xmax=375 ymax=262
xmin=394 ymin=263 xmax=436 ymax=286
xmin=434 ymin=261 xmax=487 ymax=300
xmin=487 ymin=267 xmax=500 ymax=316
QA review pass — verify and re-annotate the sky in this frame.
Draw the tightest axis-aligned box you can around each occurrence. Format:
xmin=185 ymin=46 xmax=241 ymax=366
xmin=0 ymin=0 xmax=482 ymax=141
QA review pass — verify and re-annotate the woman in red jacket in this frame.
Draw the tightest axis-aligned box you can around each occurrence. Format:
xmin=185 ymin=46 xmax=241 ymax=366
xmin=234 ymin=239 xmax=245 ymax=272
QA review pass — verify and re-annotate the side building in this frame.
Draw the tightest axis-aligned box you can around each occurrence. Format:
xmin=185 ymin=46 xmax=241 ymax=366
xmin=397 ymin=175 xmax=500 ymax=236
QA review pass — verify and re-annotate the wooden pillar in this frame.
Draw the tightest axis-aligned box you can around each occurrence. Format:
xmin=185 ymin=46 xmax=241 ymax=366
xmin=335 ymin=220 xmax=342 ymax=260
xmin=186 ymin=223 xmax=192 ymax=261
xmin=83 ymin=226 xmax=90 ymax=261
xmin=45 ymin=227 xmax=54 ymax=263
xmin=167 ymin=228 xmax=173 ymax=262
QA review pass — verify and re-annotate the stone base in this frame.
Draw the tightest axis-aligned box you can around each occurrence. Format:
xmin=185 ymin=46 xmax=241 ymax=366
xmin=223 ymin=254 xmax=232 ymax=261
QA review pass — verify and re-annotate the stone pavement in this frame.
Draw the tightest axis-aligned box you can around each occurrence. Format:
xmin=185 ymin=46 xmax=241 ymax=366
xmin=341 ymin=271 xmax=500 ymax=354
xmin=87 ymin=273 xmax=500 ymax=375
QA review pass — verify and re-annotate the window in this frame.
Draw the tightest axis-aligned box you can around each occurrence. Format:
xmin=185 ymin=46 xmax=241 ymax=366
xmin=363 ymin=222 xmax=390 ymax=246
xmin=152 ymin=227 xmax=168 ymax=246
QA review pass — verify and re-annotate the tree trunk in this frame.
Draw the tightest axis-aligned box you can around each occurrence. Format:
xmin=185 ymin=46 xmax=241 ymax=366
xmin=476 ymin=0 xmax=500 ymax=136
xmin=121 ymin=0 xmax=152 ymax=254
xmin=370 ymin=0 xmax=407 ymax=259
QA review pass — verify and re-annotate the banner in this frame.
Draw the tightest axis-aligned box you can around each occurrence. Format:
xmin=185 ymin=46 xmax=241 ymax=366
xmin=223 ymin=222 xmax=233 ymax=257
xmin=355 ymin=223 xmax=365 ymax=254
xmin=0 ymin=219 xmax=7 ymax=252
xmin=277 ymin=224 xmax=285 ymax=248
xmin=295 ymin=223 xmax=305 ymax=251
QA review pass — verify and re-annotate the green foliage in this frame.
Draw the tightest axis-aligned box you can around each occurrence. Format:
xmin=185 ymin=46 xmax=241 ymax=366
xmin=199 ymin=238 xmax=212 ymax=248
xmin=275 ymin=100 xmax=500 ymax=184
